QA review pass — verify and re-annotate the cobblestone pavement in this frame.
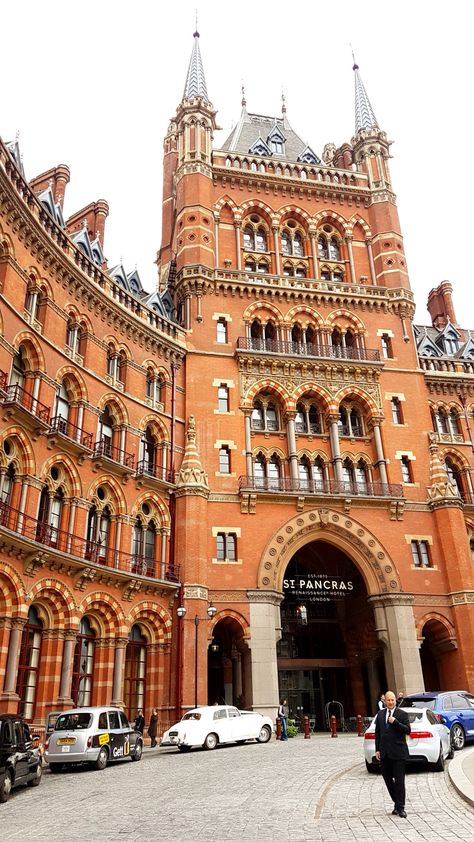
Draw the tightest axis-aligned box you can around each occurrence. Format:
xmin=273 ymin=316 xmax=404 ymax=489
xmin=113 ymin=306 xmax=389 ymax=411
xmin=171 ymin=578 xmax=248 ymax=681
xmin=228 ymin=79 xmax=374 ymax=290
xmin=3 ymin=735 xmax=474 ymax=841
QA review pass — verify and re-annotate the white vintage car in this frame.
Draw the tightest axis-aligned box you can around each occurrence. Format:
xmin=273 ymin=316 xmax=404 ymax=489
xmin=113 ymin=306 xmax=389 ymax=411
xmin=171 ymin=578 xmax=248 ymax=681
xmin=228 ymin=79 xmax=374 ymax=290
xmin=160 ymin=705 xmax=274 ymax=751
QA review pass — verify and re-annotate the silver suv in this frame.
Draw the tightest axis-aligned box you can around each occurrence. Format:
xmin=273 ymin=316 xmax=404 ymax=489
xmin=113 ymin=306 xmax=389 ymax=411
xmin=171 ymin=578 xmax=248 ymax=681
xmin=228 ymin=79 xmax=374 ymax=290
xmin=45 ymin=707 xmax=143 ymax=772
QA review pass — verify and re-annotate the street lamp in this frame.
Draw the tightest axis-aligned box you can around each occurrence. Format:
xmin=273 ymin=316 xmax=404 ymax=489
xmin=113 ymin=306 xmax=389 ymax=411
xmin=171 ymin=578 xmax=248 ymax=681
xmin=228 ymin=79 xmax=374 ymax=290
xmin=177 ymin=603 xmax=217 ymax=708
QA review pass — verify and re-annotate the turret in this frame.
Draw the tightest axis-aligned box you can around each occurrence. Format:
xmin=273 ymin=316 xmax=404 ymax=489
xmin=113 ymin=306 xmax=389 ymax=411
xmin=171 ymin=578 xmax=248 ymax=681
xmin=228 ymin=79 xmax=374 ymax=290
xmin=351 ymin=58 xmax=393 ymax=195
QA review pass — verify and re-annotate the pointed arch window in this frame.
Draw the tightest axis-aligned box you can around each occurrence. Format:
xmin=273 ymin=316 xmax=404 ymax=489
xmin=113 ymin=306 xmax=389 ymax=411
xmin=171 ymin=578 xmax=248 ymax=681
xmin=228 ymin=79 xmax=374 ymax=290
xmin=54 ymin=382 xmax=70 ymax=434
xmin=86 ymin=502 xmax=111 ymax=562
xmin=355 ymin=460 xmax=368 ymax=491
xmin=98 ymin=406 xmax=114 ymax=456
xmin=125 ymin=625 xmax=147 ymax=721
xmin=1 ymin=463 xmax=15 ymax=507
xmin=445 ymin=458 xmax=463 ymax=496
xmin=219 ymin=445 xmax=231 ymax=474
xmin=132 ymin=518 xmax=156 ymax=574
xmin=66 ymin=318 xmax=80 ymax=354
xmin=16 ymin=605 xmax=43 ymax=720
xmin=312 ymin=457 xmax=325 ymax=491
xmin=298 ymin=457 xmax=311 ymax=489
xmin=433 ymin=408 xmax=449 ymax=435
xmin=253 ymin=453 xmax=266 ymax=488
xmin=448 ymin=409 xmax=462 ymax=437
xmin=338 ymin=404 xmax=363 ymax=438
xmin=10 ymin=352 xmax=26 ymax=389
xmin=72 ymin=617 xmax=95 ymax=707
xmin=37 ymin=486 xmax=64 ymax=547
xmin=140 ymin=426 xmax=157 ymax=474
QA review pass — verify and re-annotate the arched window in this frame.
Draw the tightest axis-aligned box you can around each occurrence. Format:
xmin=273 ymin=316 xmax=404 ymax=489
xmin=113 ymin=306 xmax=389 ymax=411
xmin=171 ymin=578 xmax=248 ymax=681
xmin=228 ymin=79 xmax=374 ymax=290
xmin=434 ymin=408 xmax=449 ymax=435
xmin=355 ymin=460 xmax=368 ymax=491
xmin=125 ymin=625 xmax=147 ymax=721
xmin=16 ymin=605 xmax=43 ymax=720
xmin=54 ymin=382 xmax=70 ymax=434
xmin=106 ymin=343 xmax=117 ymax=378
xmin=312 ymin=457 xmax=325 ymax=490
xmin=293 ymin=232 xmax=304 ymax=257
xmin=298 ymin=457 xmax=311 ymax=489
xmin=448 ymin=409 xmax=462 ymax=437
xmin=295 ymin=403 xmax=307 ymax=433
xmin=140 ymin=427 xmax=157 ymax=474
xmin=10 ymin=352 xmax=25 ymax=389
xmin=132 ymin=518 xmax=156 ymax=574
xmin=329 ymin=237 xmax=340 ymax=260
xmin=117 ymin=350 xmax=126 ymax=385
xmin=98 ymin=406 xmax=114 ymax=456
xmin=37 ymin=486 xmax=64 ymax=547
xmin=255 ymin=228 xmax=267 ymax=252
xmin=266 ymin=401 xmax=278 ymax=431
xmin=250 ymin=320 xmax=263 ymax=340
xmin=338 ymin=403 xmax=363 ymax=438
xmin=72 ymin=617 xmax=95 ymax=707
xmin=1 ymin=463 xmax=15 ymax=506
xmin=66 ymin=318 xmax=79 ymax=354
xmin=342 ymin=459 xmax=355 ymax=487
xmin=251 ymin=401 xmax=264 ymax=431
xmin=243 ymin=221 xmax=268 ymax=253
xmin=253 ymin=453 xmax=266 ymax=488
xmin=86 ymin=502 xmax=111 ymax=562
xmin=281 ymin=231 xmax=291 ymax=255
xmin=445 ymin=459 xmax=463 ymax=496
xmin=219 ymin=445 xmax=231 ymax=474
xmin=267 ymin=455 xmax=281 ymax=489
xmin=318 ymin=236 xmax=329 ymax=260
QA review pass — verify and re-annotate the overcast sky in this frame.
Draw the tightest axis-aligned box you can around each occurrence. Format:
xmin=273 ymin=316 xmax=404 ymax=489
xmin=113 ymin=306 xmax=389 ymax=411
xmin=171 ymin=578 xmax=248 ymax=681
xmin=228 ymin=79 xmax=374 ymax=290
xmin=2 ymin=1 xmax=472 ymax=325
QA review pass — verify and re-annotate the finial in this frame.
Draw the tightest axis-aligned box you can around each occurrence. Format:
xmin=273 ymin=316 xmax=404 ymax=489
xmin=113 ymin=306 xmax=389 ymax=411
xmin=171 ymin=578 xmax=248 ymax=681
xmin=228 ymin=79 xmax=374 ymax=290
xmin=241 ymin=84 xmax=246 ymax=107
xmin=351 ymin=44 xmax=359 ymax=71
xmin=15 ymin=129 xmax=20 ymax=142
xmin=281 ymin=91 xmax=286 ymax=114
xmin=194 ymin=9 xmax=199 ymax=37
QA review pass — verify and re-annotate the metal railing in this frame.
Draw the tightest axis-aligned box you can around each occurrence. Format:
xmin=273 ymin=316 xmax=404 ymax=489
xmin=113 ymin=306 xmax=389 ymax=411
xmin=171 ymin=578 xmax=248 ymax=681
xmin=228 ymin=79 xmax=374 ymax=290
xmin=237 ymin=337 xmax=381 ymax=362
xmin=0 ymin=500 xmax=179 ymax=583
xmin=239 ymin=475 xmax=404 ymax=498
xmin=136 ymin=459 xmax=175 ymax=484
xmin=0 ymin=370 xmax=7 ymax=392
xmin=93 ymin=438 xmax=135 ymax=469
xmin=50 ymin=415 xmax=93 ymax=449
xmin=1 ymin=383 xmax=50 ymax=423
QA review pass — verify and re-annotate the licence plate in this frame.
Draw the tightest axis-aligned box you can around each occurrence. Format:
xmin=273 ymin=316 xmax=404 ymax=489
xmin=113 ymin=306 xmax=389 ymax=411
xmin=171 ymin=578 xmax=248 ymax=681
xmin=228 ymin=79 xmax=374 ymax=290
xmin=57 ymin=738 xmax=76 ymax=745
xmin=61 ymin=746 xmax=70 ymax=752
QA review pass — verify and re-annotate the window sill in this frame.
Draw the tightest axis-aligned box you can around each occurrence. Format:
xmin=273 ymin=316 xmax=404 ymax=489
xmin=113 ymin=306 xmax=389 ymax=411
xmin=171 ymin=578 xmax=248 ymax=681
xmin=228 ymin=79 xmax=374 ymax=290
xmin=214 ymin=410 xmax=235 ymax=416
xmin=212 ymin=558 xmax=242 ymax=565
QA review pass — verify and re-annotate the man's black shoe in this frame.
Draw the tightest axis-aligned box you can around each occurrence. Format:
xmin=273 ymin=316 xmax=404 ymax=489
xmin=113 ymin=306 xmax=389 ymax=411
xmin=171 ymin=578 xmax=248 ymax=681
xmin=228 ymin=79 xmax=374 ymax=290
xmin=397 ymin=809 xmax=407 ymax=818
xmin=391 ymin=809 xmax=398 ymax=815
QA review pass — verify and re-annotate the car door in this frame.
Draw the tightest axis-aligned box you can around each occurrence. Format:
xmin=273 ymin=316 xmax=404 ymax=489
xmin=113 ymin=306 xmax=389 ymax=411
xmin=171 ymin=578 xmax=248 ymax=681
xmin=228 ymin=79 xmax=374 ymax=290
xmin=455 ymin=693 xmax=474 ymax=738
xmin=227 ymin=707 xmax=248 ymax=740
xmin=13 ymin=720 xmax=29 ymax=781
xmin=107 ymin=710 xmax=123 ymax=761
xmin=426 ymin=709 xmax=448 ymax=756
xmin=118 ymin=711 xmax=133 ymax=758
xmin=211 ymin=708 xmax=231 ymax=743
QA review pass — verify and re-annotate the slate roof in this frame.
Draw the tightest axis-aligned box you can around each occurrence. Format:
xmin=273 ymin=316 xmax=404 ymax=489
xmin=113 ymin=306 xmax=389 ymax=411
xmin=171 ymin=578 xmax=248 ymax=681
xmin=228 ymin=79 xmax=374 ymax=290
xmin=220 ymin=109 xmax=320 ymax=164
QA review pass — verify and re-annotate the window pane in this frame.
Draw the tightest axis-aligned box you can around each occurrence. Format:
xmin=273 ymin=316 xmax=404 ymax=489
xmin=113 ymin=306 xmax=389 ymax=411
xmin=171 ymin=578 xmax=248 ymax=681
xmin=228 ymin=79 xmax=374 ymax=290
xmin=227 ymin=534 xmax=236 ymax=561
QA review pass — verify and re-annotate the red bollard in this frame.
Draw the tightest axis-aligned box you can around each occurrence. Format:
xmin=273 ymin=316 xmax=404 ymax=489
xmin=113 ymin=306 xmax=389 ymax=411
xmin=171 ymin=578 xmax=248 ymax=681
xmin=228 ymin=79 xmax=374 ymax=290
xmin=356 ymin=715 xmax=363 ymax=737
xmin=303 ymin=715 xmax=310 ymax=739
xmin=330 ymin=715 xmax=338 ymax=738
xmin=276 ymin=718 xmax=282 ymax=740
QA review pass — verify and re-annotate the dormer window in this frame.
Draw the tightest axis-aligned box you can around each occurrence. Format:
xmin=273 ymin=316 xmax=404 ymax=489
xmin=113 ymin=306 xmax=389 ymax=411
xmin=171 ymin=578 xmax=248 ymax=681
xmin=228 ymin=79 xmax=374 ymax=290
xmin=444 ymin=337 xmax=458 ymax=355
xmin=270 ymin=139 xmax=283 ymax=154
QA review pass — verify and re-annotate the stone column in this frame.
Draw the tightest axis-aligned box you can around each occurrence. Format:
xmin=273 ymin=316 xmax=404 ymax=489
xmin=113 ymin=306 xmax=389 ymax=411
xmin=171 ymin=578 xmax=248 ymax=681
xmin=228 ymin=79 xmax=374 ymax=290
xmin=345 ymin=234 xmax=356 ymax=283
xmin=328 ymin=414 xmax=343 ymax=482
xmin=233 ymin=649 xmax=243 ymax=704
xmin=111 ymin=638 xmax=128 ymax=708
xmin=272 ymin=226 xmax=281 ymax=276
xmin=214 ymin=215 xmax=220 ymax=267
xmin=366 ymin=238 xmax=377 ymax=285
xmin=247 ymin=590 xmax=283 ymax=719
xmin=309 ymin=231 xmax=319 ymax=279
xmin=16 ymin=479 xmax=29 ymax=533
xmin=369 ymin=594 xmax=424 ymax=695
xmin=366 ymin=658 xmax=380 ymax=712
xmin=286 ymin=413 xmax=299 ymax=482
xmin=234 ymin=222 xmax=242 ymax=270
xmin=58 ymin=631 xmax=76 ymax=703
xmin=371 ymin=421 xmax=389 ymax=486
xmin=2 ymin=618 xmax=25 ymax=696
xmin=244 ymin=413 xmax=253 ymax=478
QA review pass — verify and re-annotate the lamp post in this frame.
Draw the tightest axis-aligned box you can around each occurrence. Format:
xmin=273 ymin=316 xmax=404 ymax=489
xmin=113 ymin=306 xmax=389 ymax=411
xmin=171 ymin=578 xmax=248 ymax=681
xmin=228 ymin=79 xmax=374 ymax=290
xmin=177 ymin=603 xmax=217 ymax=708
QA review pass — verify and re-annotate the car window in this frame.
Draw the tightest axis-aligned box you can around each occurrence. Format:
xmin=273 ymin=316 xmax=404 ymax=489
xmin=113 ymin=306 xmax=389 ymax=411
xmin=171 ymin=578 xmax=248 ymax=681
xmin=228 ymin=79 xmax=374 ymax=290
xmin=55 ymin=713 xmax=92 ymax=731
xmin=14 ymin=722 xmax=24 ymax=745
xmin=182 ymin=712 xmax=201 ymax=721
xmin=426 ymin=710 xmax=438 ymax=725
xmin=228 ymin=708 xmax=240 ymax=718
xmin=119 ymin=712 xmax=130 ymax=729
xmin=108 ymin=711 xmax=120 ymax=730
xmin=463 ymin=694 xmax=474 ymax=709
xmin=2 ymin=721 xmax=15 ymax=745
xmin=442 ymin=697 xmax=453 ymax=710
xmin=98 ymin=712 xmax=108 ymax=729
xmin=451 ymin=693 xmax=469 ymax=709
xmin=213 ymin=709 xmax=228 ymax=720
xmin=23 ymin=723 xmax=31 ymax=742
xmin=406 ymin=711 xmax=423 ymax=723
xmin=400 ymin=697 xmax=436 ymax=710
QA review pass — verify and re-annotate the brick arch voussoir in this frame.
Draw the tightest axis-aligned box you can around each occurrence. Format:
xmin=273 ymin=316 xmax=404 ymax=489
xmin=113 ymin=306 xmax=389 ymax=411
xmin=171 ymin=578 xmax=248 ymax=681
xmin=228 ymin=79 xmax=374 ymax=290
xmin=312 ymin=210 xmax=349 ymax=233
xmin=348 ymin=213 xmax=372 ymax=238
xmin=275 ymin=204 xmax=312 ymax=226
xmin=130 ymin=493 xmax=169 ymax=526
xmin=55 ymin=366 xmax=89 ymax=402
xmin=86 ymin=475 xmax=127 ymax=515
xmin=0 ymin=425 xmax=36 ymax=474
xmin=13 ymin=331 xmax=46 ymax=371
xmin=128 ymin=602 xmax=172 ymax=643
xmin=439 ymin=447 xmax=470 ymax=470
xmin=97 ymin=393 xmax=129 ymax=425
xmin=214 ymin=195 xmax=239 ymax=213
xmin=243 ymin=379 xmax=291 ymax=410
xmin=26 ymin=579 xmax=76 ymax=627
xmin=416 ymin=611 xmax=457 ymax=641
xmin=138 ymin=413 xmax=169 ymax=441
xmin=285 ymin=305 xmax=324 ymax=327
xmin=291 ymin=382 xmax=332 ymax=410
xmin=243 ymin=301 xmax=284 ymax=324
xmin=210 ymin=609 xmax=251 ymax=640
xmin=333 ymin=386 xmax=379 ymax=415
xmin=325 ymin=309 xmax=366 ymax=331
xmin=0 ymin=562 xmax=26 ymax=616
xmin=257 ymin=509 xmax=401 ymax=596
xmin=39 ymin=453 xmax=82 ymax=498
xmin=79 ymin=592 xmax=127 ymax=637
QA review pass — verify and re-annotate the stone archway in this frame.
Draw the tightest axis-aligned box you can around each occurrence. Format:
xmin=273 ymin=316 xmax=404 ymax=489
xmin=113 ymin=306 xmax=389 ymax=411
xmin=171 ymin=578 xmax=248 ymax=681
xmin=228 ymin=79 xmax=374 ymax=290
xmin=248 ymin=509 xmax=424 ymax=719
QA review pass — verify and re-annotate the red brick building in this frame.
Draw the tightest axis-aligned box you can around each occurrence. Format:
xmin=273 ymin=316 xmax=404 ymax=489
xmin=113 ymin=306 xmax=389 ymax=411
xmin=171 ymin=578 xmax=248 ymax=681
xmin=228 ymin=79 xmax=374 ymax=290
xmin=1 ymin=33 xmax=473 ymax=732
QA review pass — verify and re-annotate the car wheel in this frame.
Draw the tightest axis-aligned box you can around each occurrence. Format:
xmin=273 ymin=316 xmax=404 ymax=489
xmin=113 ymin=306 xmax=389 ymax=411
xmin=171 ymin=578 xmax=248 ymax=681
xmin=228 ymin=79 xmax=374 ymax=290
xmin=178 ymin=745 xmax=192 ymax=752
xmin=450 ymin=723 xmax=465 ymax=750
xmin=257 ymin=725 xmax=271 ymax=744
xmin=365 ymin=760 xmax=379 ymax=774
xmin=0 ymin=772 xmax=12 ymax=803
xmin=131 ymin=742 xmax=142 ymax=762
xmin=27 ymin=763 xmax=42 ymax=787
xmin=203 ymin=732 xmax=218 ymax=750
xmin=94 ymin=747 xmax=108 ymax=770
xmin=433 ymin=744 xmax=445 ymax=772
xmin=48 ymin=763 xmax=63 ymax=773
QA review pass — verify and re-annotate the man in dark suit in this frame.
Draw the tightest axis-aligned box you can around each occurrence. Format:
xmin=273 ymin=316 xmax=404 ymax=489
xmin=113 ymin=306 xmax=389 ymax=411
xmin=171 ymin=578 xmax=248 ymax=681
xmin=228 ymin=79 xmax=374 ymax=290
xmin=375 ymin=689 xmax=411 ymax=818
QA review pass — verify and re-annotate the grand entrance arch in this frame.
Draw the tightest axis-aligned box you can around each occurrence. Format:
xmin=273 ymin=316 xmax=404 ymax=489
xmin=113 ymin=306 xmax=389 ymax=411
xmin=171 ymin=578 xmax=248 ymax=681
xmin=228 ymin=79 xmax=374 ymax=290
xmin=248 ymin=509 xmax=424 ymax=720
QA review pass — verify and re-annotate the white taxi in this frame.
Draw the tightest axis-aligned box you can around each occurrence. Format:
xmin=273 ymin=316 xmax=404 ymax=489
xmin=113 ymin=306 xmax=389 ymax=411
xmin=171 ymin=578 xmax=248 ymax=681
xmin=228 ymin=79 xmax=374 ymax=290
xmin=161 ymin=705 xmax=273 ymax=751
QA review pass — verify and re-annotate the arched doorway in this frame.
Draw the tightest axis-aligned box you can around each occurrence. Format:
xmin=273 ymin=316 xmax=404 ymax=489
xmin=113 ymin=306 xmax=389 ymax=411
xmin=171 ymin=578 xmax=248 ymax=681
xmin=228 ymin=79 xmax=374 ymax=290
xmin=419 ymin=617 xmax=457 ymax=691
xmin=207 ymin=617 xmax=252 ymax=708
xmin=278 ymin=541 xmax=386 ymax=727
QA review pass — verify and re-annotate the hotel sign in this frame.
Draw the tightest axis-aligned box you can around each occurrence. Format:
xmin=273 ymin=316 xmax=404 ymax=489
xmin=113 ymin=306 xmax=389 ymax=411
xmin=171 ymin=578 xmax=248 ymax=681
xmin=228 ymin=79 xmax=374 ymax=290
xmin=283 ymin=574 xmax=354 ymax=602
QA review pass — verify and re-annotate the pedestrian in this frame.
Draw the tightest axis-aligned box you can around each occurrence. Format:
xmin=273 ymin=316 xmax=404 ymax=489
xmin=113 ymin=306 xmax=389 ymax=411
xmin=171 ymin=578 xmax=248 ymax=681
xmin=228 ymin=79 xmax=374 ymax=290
xmin=375 ymin=689 xmax=411 ymax=818
xmin=396 ymin=692 xmax=404 ymax=707
xmin=278 ymin=698 xmax=289 ymax=741
xmin=148 ymin=708 xmax=158 ymax=747
xmin=377 ymin=693 xmax=386 ymax=711
xmin=134 ymin=708 xmax=145 ymax=734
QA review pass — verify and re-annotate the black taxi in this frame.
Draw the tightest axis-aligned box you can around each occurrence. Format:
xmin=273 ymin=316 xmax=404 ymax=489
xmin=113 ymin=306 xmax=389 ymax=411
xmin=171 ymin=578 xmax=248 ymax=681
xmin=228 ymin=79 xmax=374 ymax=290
xmin=0 ymin=714 xmax=42 ymax=802
xmin=45 ymin=707 xmax=143 ymax=771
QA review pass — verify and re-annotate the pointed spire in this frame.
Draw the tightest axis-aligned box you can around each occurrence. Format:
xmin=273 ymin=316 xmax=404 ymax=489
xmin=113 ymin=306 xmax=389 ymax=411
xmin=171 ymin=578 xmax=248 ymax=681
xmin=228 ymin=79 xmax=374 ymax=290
xmin=183 ymin=29 xmax=209 ymax=102
xmin=281 ymin=92 xmax=286 ymax=114
xmin=175 ymin=416 xmax=209 ymax=493
xmin=241 ymin=85 xmax=246 ymax=108
xmin=353 ymin=55 xmax=379 ymax=133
